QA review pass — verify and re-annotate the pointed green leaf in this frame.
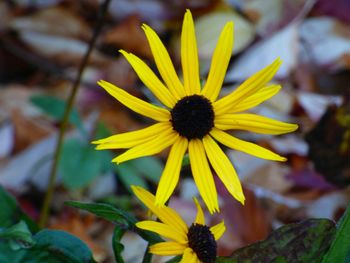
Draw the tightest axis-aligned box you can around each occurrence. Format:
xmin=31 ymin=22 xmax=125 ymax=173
xmin=0 ymin=221 xmax=34 ymax=250
xmin=30 ymin=95 xmax=84 ymax=134
xmin=65 ymin=201 xmax=162 ymax=244
xmin=26 ymin=230 xmax=96 ymax=263
xmin=322 ymin=205 xmax=350 ymax=263
xmin=112 ymin=227 xmax=126 ymax=263
xmin=0 ymin=186 xmax=38 ymax=232
xmin=60 ymin=139 xmax=111 ymax=189
xmin=116 ymin=162 xmax=148 ymax=192
xmin=216 ymin=219 xmax=335 ymax=263
xmin=129 ymin=156 xmax=163 ymax=183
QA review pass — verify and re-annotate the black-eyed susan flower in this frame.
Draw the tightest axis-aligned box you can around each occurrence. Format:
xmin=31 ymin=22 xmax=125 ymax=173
xmin=132 ymin=185 xmax=225 ymax=263
xmin=93 ymin=10 xmax=298 ymax=213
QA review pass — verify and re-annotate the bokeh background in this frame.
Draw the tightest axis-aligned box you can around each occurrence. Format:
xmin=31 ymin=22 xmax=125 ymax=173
xmin=1 ymin=0 xmax=350 ymax=262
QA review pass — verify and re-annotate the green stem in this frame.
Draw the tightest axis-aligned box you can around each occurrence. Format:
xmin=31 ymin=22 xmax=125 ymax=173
xmin=142 ymin=244 xmax=153 ymax=263
xmin=38 ymin=0 xmax=111 ymax=228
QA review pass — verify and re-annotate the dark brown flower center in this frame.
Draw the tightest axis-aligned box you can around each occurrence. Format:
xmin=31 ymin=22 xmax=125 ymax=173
xmin=171 ymin=95 xmax=214 ymax=140
xmin=187 ymin=223 xmax=217 ymax=263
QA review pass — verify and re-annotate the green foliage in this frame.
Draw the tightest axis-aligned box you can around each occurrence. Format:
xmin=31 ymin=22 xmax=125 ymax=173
xmin=25 ymin=230 xmax=96 ymax=263
xmin=116 ymin=162 xmax=149 ymax=191
xmin=66 ymin=201 xmax=163 ymax=263
xmin=322 ymin=205 xmax=350 ymax=263
xmin=128 ymin=157 xmax=163 ymax=184
xmin=182 ymin=153 xmax=190 ymax=167
xmin=165 ymin=255 xmax=182 ymax=263
xmin=0 ymin=188 xmax=95 ymax=262
xmin=31 ymin=94 xmax=163 ymax=192
xmin=115 ymin=156 xmax=164 ymax=193
xmin=112 ymin=227 xmax=126 ymax=263
xmin=59 ymin=138 xmax=112 ymax=189
xmin=65 ymin=201 xmax=162 ymax=244
xmin=0 ymin=186 xmax=38 ymax=232
xmin=0 ymin=242 xmax=27 ymax=262
xmin=30 ymin=94 xmax=84 ymax=132
xmin=0 ymin=221 xmax=34 ymax=250
xmin=0 ymin=227 xmax=95 ymax=263
xmin=216 ymin=219 xmax=336 ymax=263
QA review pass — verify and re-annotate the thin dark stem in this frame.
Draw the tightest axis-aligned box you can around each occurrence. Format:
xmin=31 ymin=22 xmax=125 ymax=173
xmin=141 ymin=245 xmax=153 ymax=263
xmin=39 ymin=0 xmax=111 ymax=228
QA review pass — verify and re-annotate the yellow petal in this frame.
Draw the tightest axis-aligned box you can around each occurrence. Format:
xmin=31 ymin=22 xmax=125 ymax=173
xmin=180 ymin=248 xmax=199 ymax=263
xmin=136 ymin=221 xmax=187 ymax=243
xmin=93 ymin=122 xmax=171 ymax=150
xmin=155 ymin=137 xmax=188 ymax=206
xmin=98 ymin=80 xmax=170 ymax=122
xmin=215 ymin=113 xmax=298 ymax=135
xmin=210 ymin=221 xmax=226 ymax=240
xmin=210 ymin=128 xmax=286 ymax=161
xmin=201 ymin=22 xmax=234 ymax=101
xmin=202 ymin=135 xmax=245 ymax=204
xmin=181 ymin=10 xmax=200 ymax=95
xmin=119 ymin=50 xmax=177 ymax=108
xmin=113 ymin=129 xmax=177 ymax=164
xmin=230 ymin=84 xmax=281 ymax=113
xmin=142 ymin=24 xmax=185 ymax=99
xmin=188 ymin=139 xmax=219 ymax=214
xmin=193 ymin=197 xmax=205 ymax=225
xmin=214 ymin=58 xmax=282 ymax=115
xmin=149 ymin=241 xmax=187 ymax=256
xmin=131 ymin=186 xmax=188 ymax=233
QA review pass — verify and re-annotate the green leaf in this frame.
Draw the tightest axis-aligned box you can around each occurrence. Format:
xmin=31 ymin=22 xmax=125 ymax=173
xmin=165 ymin=256 xmax=182 ymax=263
xmin=65 ymin=201 xmax=134 ymax=228
xmin=94 ymin=122 xmax=112 ymax=140
xmin=112 ymin=227 xmax=126 ymax=263
xmin=0 ymin=241 xmax=27 ymax=263
xmin=30 ymin=95 xmax=84 ymax=133
xmin=0 ymin=221 xmax=34 ymax=250
xmin=181 ymin=154 xmax=190 ymax=167
xmin=25 ymin=229 xmax=96 ymax=263
xmin=129 ymin=156 xmax=163 ymax=183
xmin=65 ymin=201 xmax=162 ymax=244
xmin=216 ymin=219 xmax=335 ymax=263
xmin=0 ymin=227 xmax=95 ymax=263
xmin=322 ymin=205 xmax=350 ymax=263
xmin=0 ymin=186 xmax=38 ymax=232
xmin=59 ymin=138 xmax=111 ymax=189
xmin=116 ymin=162 xmax=148 ymax=192
xmin=0 ymin=186 xmax=21 ymax=228
xmin=141 ymin=245 xmax=153 ymax=263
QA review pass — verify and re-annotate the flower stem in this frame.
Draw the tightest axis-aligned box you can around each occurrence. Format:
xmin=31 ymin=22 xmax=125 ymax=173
xmin=38 ymin=0 xmax=111 ymax=228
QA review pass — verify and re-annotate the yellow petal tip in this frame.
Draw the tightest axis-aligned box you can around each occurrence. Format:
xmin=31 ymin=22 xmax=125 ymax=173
xmin=130 ymin=185 xmax=137 ymax=193
xmin=94 ymin=145 xmax=103 ymax=150
xmin=225 ymin=21 xmax=234 ymax=28
xmin=279 ymin=156 xmax=287 ymax=162
xmin=141 ymin=23 xmax=150 ymax=32
xmin=208 ymin=206 xmax=220 ymax=215
xmin=154 ymin=194 xmax=166 ymax=207
xmin=291 ymin=124 xmax=299 ymax=132
xmin=112 ymin=156 xmax=121 ymax=164
xmin=237 ymin=196 xmax=245 ymax=205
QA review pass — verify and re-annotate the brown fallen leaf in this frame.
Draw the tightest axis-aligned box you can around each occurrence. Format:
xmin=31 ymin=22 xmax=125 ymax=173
xmin=50 ymin=212 xmax=108 ymax=262
xmin=9 ymin=6 xmax=91 ymax=40
xmin=11 ymin=109 xmax=53 ymax=154
xmin=102 ymin=14 xmax=152 ymax=59
xmin=213 ymin=182 xmax=272 ymax=256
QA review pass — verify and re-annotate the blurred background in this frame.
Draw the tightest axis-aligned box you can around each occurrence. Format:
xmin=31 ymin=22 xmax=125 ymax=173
xmin=1 ymin=0 xmax=350 ymax=262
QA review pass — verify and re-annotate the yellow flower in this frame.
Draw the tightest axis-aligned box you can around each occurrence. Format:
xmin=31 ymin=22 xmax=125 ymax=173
xmin=93 ymin=10 xmax=298 ymax=213
xmin=132 ymin=186 xmax=225 ymax=263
